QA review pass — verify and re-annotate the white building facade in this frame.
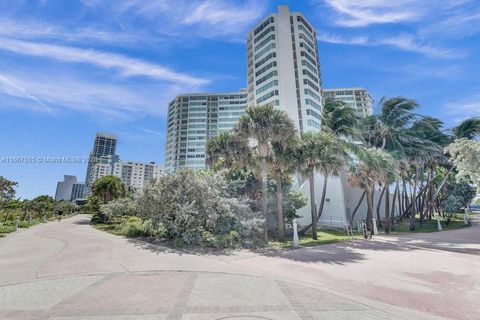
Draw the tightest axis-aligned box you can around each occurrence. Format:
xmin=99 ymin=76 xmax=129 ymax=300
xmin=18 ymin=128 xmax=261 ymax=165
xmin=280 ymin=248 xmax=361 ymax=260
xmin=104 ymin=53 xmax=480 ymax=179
xmin=323 ymin=88 xmax=374 ymax=118
xmin=247 ymin=5 xmax=323 ymax=133
xmin=85 ymin=133 xmax=118 ymax=193
xmin=70 ymin=182 xmax=85 ymax=201
xmin=112 ymin=161 xmax=163 ymax=189
xmin=54 ymin=175 xmax=77 ymax=201
xmin=162 ymin=6 xmax=392 ymax=229
xmin=165 ymin=91 xmax=247 ymax=173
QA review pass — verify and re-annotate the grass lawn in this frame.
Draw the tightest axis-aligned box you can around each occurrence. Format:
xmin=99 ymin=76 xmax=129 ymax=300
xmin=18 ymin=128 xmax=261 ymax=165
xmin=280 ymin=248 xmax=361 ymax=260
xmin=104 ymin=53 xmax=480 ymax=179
xmin=92 ymin=223 xmax=125 ymax=236
xmin=267 ymin=229 xmax=362 ymax=250
xmin=0 ymin=215 xmax=75 ymax=238
xmin=379 ymin=215 xmax=469 ymax=234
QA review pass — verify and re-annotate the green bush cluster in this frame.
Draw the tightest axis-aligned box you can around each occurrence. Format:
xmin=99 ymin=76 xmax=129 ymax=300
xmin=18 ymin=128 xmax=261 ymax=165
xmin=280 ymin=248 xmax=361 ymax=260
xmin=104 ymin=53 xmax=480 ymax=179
xmin=118 ymin=216 xmax=156 ymax=238
xmin=0 ymin=225 xmax=16 ymax=234
xmin=92 ymin=170 xmax=263 ymax=248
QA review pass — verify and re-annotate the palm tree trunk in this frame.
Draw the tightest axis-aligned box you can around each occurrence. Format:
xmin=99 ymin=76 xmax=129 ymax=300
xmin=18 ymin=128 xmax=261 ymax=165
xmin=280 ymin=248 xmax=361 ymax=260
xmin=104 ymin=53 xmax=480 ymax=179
xmin=384 ymin=184 xmax=391 ymax=234
xmin=391 ymin=182 xmax=399 ymax=230
xmin=366 ymin=190 xmax=374 ymax=232
xmin=275 ymin=176 xmax=284 ymax=241
xmin=424 ymin=168 xmax=452 ymax=218
xmin=309 ymin=175 xmax=318 ymax=240
xmin=427 ymin=172 xmax=434 ymax=220
xmin=376 ymin=185 xmax=386 ymax=227
xmin=261 ymin=157 xmax=268 ymax=243
xmin=349 ymin=191 xmax=366 ymax=226
xmin=409 ymin=167 xmax=420 ymax=231
xmin=316 ymin=174 xmax=328 ymax=221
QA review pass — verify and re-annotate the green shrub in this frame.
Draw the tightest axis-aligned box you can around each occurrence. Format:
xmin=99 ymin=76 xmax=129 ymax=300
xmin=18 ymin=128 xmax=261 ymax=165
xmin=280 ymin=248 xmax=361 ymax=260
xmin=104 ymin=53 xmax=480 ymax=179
xmin=200 ymin=229 xmax=240 ymax=249
xmin=0 ymin=225 xmax=16 ymax=234
xmin=118 ymin=216 xmax=155 ymax=238
xmin=136 ymin=169 xmax=262 ymax=247
xmin=91 ymin=212 xmax=103 ymax=224
xmin=18 ymin=221 xmax=30 ymax=228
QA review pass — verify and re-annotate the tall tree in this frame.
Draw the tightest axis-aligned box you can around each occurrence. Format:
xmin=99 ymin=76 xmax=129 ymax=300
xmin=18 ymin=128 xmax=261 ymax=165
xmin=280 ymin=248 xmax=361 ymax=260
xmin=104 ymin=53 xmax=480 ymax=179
xmin=92 ymin=175 xmax=126 ymax=205
xmin=0 ymin=176 xmax=17 ymax=207
xmin=452 ymin=117 xmax=480 ymax=140
xmin=322 ymin=99 xmax=358 ymax=138
xmin=297 ymin=132 xmax=324 ymax=239
xmin=347 ymin=148 xmax=393 ymax=232
xmin=206 ymin=132 xmax=249 ymax=171
xmin=314 ymin=132 xmax=349 ymax=221
xmin=270 ymin=139 xmax=299 ymax=241
xmin=235 ymin=105 xmax=297 ymax=242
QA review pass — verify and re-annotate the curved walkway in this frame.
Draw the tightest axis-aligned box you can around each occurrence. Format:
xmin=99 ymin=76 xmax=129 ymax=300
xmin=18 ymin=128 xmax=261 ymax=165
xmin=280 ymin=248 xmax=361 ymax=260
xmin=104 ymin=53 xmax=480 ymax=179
xmin=1 ymin=214 xmax=471 ymax=319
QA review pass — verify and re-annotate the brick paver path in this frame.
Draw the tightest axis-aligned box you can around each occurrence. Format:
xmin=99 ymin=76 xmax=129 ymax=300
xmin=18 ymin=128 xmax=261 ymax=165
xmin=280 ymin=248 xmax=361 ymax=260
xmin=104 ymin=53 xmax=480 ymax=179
xmin=0 ymin=214 xmax=457 ymax=319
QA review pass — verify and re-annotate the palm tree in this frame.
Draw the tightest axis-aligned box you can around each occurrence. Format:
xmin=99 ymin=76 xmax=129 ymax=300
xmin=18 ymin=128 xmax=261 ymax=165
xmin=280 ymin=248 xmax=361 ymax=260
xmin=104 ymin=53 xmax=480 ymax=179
xmin=452 ymin=117 xmax=480 ymax=140
xmin=92 ymin=175 xmax=126 ymax=205
xmin=296 ymin=131 xmax=348 ymax=235
xmin=347 ymin=148 xmax=394 ymax=232
xmin=270 ymin=139 xmax=299 ymax=241
xmin=206 ymin=132 xmax=249 ymax=170
xmin=315 ymin=132 xmax=349 ymax=221
xmin=297 ymin=132 xmax=324 ymax=239
xmin=322 ymin=99 xmax=358 ymax=138
xmin=235 ymin=105 xmax=297 ymax=242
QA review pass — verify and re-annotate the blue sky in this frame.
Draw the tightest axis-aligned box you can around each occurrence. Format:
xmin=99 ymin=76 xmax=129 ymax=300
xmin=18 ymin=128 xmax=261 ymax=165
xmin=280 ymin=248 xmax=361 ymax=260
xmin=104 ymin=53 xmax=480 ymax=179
xmin=1 ymin=0 xmax=479 ymax=199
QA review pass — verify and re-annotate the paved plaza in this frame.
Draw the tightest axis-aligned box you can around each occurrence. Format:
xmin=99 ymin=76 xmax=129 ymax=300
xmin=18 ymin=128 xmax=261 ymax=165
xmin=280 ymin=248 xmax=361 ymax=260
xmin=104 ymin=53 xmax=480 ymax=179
xmin=1 ymin=215 xmax=478 ymax=319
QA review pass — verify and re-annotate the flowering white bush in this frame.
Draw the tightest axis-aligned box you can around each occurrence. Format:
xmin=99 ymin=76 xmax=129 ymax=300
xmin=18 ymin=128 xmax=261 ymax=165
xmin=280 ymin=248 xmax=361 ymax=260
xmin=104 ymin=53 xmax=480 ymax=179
xmin=136 ymin=169 xmax=262 ymax=246
xmin=100 ymin=198 xmax=136 ymax=218
xmin=445 ymin=139 xmax=480 ymax=189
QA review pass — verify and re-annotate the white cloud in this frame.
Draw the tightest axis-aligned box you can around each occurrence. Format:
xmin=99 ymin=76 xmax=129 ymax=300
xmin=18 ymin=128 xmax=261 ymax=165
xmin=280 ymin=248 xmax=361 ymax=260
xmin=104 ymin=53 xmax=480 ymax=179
xmin=83 ymin=0 xmax=268 ymax=40
xmin=378 ymin=34 xmax=466 ymax=59
xmin=0 ymin=18 xmax=146 ymax=45
xmin=0 ymin=75 xmax=56 ymax=117
xmin=0 ymin=37 xmax=208 ymax=87
xmin=181 ymin=0 xmax=266 ymax=37
xmin=318 ymin=33 xmax=465 ymax=59
xmin=420 ymin=10 xmax=480 ymax=38
xmin=322 ymin=0 xmax=424 ymax=27
xmin=442 ymin=95 xmax=480 ymax=122
xmin=321 ymin=0 xmax=472 ymax=27
xmin=317 ymin=33 xmax=368 ymax=45
xmin=0 ymin=71 xmax=184 ymax=120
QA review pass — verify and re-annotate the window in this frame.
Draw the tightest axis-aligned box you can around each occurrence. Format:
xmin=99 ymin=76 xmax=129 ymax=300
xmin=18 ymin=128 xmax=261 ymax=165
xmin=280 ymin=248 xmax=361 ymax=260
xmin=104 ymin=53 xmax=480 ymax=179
xmin=255 ymin=52 xmax=276 ymax=69
xmin=255 ymin=61 xmax=277 ymax=77
xmin=256 ymin=90 xmax=278 ymax=104
xmin=306 ymin=109 xmax=321 ymax=120
xmin=305 ymin=98 xmax=321 ymax=111
xmin=256 ymin=80 xmax=278 ymax=95
xmin=255 ymin=43 xmax=276 ymax=60
xmin=256 ymin=70 xmax=278 ymax=86
xmin=307 ymin=119 xmax=321 ymax=128
xmin=254 ymin=34 xmax=275 ymax=52
xmin=304 ymin=89 xmax=321 ymax=101
xmin=254 ymin=17 xmax=274 ymax=35
xmin=253 ymin=26 xmax=275 ymax=43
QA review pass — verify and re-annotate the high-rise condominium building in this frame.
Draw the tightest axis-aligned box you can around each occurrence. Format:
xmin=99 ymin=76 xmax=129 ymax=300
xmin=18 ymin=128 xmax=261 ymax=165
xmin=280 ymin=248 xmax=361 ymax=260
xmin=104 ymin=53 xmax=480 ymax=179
xmin=85 ymin=133 xmax=118 ymax=192
xmin=54 ymin=175 xmax=77 ymax=201
xmin=87 ymin=157 xmax=163 ymax=190
xmin=246 ymin=5 xmax=322 ymax=133
xmin=70 ymin=182 xmax=85 ymax=201
xmin=162 ymin=5 xmax=382 ymax=227
xmin=112 ymin=161 xmax=163 ymax=189
xmin=165 ymin=91 xmax=247 ymax=172
xmin=323 ymin=88 xmax=373 ymax=118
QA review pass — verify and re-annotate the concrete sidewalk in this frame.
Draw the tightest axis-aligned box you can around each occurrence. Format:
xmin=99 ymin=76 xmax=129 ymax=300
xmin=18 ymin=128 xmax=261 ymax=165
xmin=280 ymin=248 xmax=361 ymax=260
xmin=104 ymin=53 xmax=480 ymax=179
xmin=0 ymin=214 xmax=456 ymax=319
